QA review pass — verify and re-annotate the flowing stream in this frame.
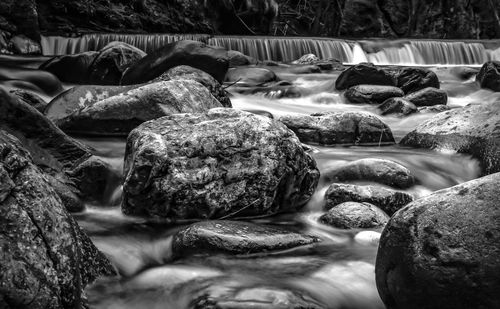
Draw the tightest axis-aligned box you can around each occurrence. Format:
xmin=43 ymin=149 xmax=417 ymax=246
xmin=3 ymin=35 xmax=498 ymax=308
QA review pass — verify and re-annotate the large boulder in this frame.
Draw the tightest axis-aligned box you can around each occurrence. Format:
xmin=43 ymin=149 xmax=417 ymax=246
xmin=8 ymin=34 xmax=41 ymax=55
xmin=0 ymin=130 xmax=115 ymax=308
xmin=324 ymin=183 xmax=413 ymax=216
xmin=476 ymin=61 xmax=500 ymax=92
xmin=344 ymin=85 xmax=404 ymax=104
xmin=403 ymin=87 xmax=447 ymax=107
xmin=225 ymin=67 xmax=278 ymax=86
xmin=227 ymin=50 xmax=257 ymax=67
xmin=122 ymin=108 xmax=320 ymax=220
xmin=319 ymin=202 xmax=389 ymax=229
xmin=278 ymin=112 xmax=395 ymax=146
xmin=172 ymin=220 xmax=319 ymax=256
xmin=88 ymin=41 xmax=146 ymax=85
xmin=121 ymin=40 xmax=229 ymax=85
xmin=376 ymin=173 xmax=500 ymax=309
xmin=335 ymin=63 xmax=396 ymax=90
xmin=395 ymin=67 xmax=440 ymax=94
xmin=323 ymin=158 xmax=415 ymax=189
xmin=400 ymin=101 xmax=500 ymax=176
xmin=154 ymin=65 xmax=231 ymax=107
xmin=378 ymin=97 xmax=418 ymax=116
xmin=55 ymin=80 xmax=223 ymax=136
xmin=9 ymin=89 xmax=47 ymax=113
xmin=39 ymin=51 xmax=99 ymax=84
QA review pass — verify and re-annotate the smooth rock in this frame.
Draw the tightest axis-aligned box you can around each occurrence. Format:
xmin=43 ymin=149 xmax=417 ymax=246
xmin=123 ymin=108 xmax=319 ymax=219
xmin=323 ymin=158 xmax=415 ymax=189
xmin=344 ymin=85 xmax=404 ymax=104
xmin=278 ymin=112 xmax=395 ymax=146
xmin=56 ymin=80 xmax=222 ymax=136
xmin=0 ymin=65 xmax=63 ymax=96
xmin=39 ymin=51 xmax=99 ymax=84
xmin=324 ymin=183 xmax=413 ymax=216
xmin=376 ymin=173 xmax=500 ymax=309
xmin=335 ymin=63 xmax=396 ymax=90
xmin=319 ymin=202 xmax=389 ymax=229
xmin=476 ymin=60 xmax=500 ymax=91
xmin=228 ymin=50 xmax=256 ymax=67
xmin=9 ymin=89 xmax=47 ymax=113
xmin=173 ymin=220 xmax=320 ymax=256
xmin=395 ymin=67 xmax=440 ymax=94
xmin=121 ymin=40 xmax=229 ymax=84
xmin=400 ymin=101 xmax=500 ymax=175
xmin=225 ymin=67 xmax=278 ymax=86
xmin=403 ymin=87 xmax=447 ymax=107
xmin=0 ymin=130 xmax=115 ymax=308
xmin=378 ymin=97 xmax=418 ymax=116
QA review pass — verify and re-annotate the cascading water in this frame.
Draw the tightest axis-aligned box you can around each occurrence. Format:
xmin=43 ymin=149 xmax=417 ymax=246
xmin=41 ymin=34 xmax=500 ymax=65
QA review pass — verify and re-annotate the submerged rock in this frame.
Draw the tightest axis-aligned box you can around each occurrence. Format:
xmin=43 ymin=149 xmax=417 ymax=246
xmin=376 ymin=173 xmax=500 ymax=309
xmin=400 ymin=101 xmax=500 ymax=175
xmin=121 ymin=40 xmax=229 ymax=84
xmin=319 ymin=202 xmax=389 ymax=229
xmin=344 ymin=85 xmax=404 ymax=104
xmin=278 ymin=112 xmax=395 ymax=146
xmin=395 ymin=67 xmax=440 ymax=94
xmin=0 ymin=130 xmax=115 ymax=309
xmin=122 ymin=108 xmax=319 ymax=220
xmin=40 ymin=51 xmax=99 ymax=84
xmin=378 ymin=97 xmax=418 ymax=116
xmin=324 ymin=183 xmax=413 ymax=216
xmin=403 ymin=87 xmax=447 ymax=106
xmin=335 ymin=63 xmax=396 ymax=90
xmin=173 ymin=220 xmax=319 ymax=256
xmin=225 ymin=67 xmax=278 ymax=86
xmin=56 ymin=80 xmax=222 ymax=136
xmin=476 ymin=61 xmax=500 ymax=91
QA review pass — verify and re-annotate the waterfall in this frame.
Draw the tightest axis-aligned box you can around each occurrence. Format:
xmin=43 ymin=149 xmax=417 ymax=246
xmin=40 ymin=34 xmax=500 ymax=66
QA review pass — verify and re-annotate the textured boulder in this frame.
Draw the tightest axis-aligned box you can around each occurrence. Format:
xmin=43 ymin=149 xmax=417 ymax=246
xmin=400 ymin=101 xmax=500 ymax=175
xmin=121 ymin=40 xmax=229 ymax=84
xmin=395 ymin=67 xmax=440 ymax=94
xmin=88 ymin=41 xmax=146 ymax=85
xmin=323 ymin=158 xmax=415 ymax=189
xmin=335 ymin=63 xmax=396 ymax=90
xmin=39 ymin=51 xmax=99 ymax=84
xmin=378 ymin=97 xmax=418 ymax=116
xmin=476 ymin=61 xmax=500 ymax=91
xmin=173 ymin=220 xmax=319 ymax=256
xmin=319 ymin=202 xmax=389 ymax=229
xmin=324 ymin=183 xmax=413 ymax=216
xmin=154 ymin=65 xmax=231 ymax=107
xmin=123 ymin=108 xmax=319 ymax=220
xmin=278 ymin=112 xmax=395 ymax=146
xmin=403 ymin=87 xmax=447 ymax=107
xmin=376 ymin=173 xmax=500 ymax=309
xmin=225 ymin=67 xmax=278 ymax=86
xmin=292 ymin=53 xmax=320 ymax=64
xmin=232 ymin=80 xmax=302 ymax=99
xmin=0 ymin=130 xmax=115 ymax=309
xmin=9 ymin=89 xmax=47 ymax=113
xmin=344 ymin=85 xmax=404 ymax=104
xmin=56 ymin=80 xmax=223 ymax=136
xmin=228 ymin=50 xmax=256 ymax=67
xmin=8 ymin=34 xmax=41 ymax=55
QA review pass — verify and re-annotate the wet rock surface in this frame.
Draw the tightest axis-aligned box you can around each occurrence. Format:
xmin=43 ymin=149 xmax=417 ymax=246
xmin=335 ymin=63 xmax=396 ymax=90
xmin=403 ymin=87 xmax=447 ymax=107
xmin=476 ymin=60 xmax=500 ymax=91
xmin=278 ymin=112 xmax=395 ymax=146
xmin=319 ymin=202 xmax=389 ymax=229
xmin=9 ymin=89 xmax=47 ymax=112
xmin=376 ymin=173 xmax=500 ymax=309
xmin=344 ymin=85 xmax=404 ymax=104
xmin=395 ymin=67 xmax=440 ymax=94
xmin=40 ymin=51 xmax=99 ymax=84
xmin=324 ymin=183 xmax=413 ymax=216
xmin=378 ymin=97 xmax=418 ymax=116
xmin=225 ymin=67 xmax=279 ymax=86
xmin=123 ymin=108 xmax=319 ymax=220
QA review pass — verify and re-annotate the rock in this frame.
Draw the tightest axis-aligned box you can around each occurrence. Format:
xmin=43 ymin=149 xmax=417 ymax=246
xmin=228 ymin=50 xmax=256 ymax=67
xmin=324 ymin=183 xmax=413 ymax=216
xmin=45 ymin=84 xmax=141 ymax=123
xmin=324 ymin=158 xmax=415 ymax=189
xmin=8 ymin=34 xmax=41 ymax=55
xmin=476 ymin=61 xmax=500 ymax=91
xmin=288 ymin=64 xmax=321 ymax=74
xmin=39 ymin=51 xmax=99 ymax=84
xmin=122 ymin=108 xmax=319 ymax=219
xmin=400 ymin=101 xmax=500 ymax=176
xmin=319 ymin=202 xmax=389 ymax=229
xmin=378 ymin=97 xmax=418 ymax=116
xmin=335 ymin=63 xmax=396 ymax=90
xmin=173 ymin=220 xmax=319 ymax=256
xmin=403 ymin=87 xmax=447 ymax=107
xmin=154 ymin=65 xmax=231 ymax=107
xmin=417 ymin=105 xmax=451 ymax=113
xmin=121 ymin=40 xmax=229 ymax=84
xmin=225 ymin=67 xmax=278 ymax=86
xmin=376 ymin=173 xmax=500 ymax=309
xmin=450 ymin=66 xmax=479 ymax=80
xmin=0 ymin=65 xmax=63 ymax=96
xmin=292 ymin=53 xmax=320 ymax=64
xmin=395 ymin=67 xmax=440 ymax=94
xmin=56 ymin=80 xmax=223 ymax=136
xmin=0 ymin=130 xmax=115 ymax=309
xmin=233 ymin=80 xmax=302 ymax=99
xmin=45 ymin=172 xmax=84 ymax=212
xmin=9 ymin=89 xmax=47 ymax=113
xmin=0 ymin=87 xmax=117 ymax=203
xmin=278 ymin=112 xmax=395 ymax=146
xmin=88 ymin=41 xmax=146 ymax=85
xmin=344 ymin=85 xmax=404 ymax=104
